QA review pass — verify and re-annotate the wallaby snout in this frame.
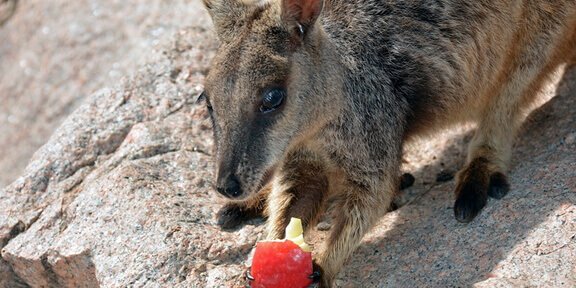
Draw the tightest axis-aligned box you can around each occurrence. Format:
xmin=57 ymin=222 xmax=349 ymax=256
xmin=215 ymin=172 xmax=243 ymax=199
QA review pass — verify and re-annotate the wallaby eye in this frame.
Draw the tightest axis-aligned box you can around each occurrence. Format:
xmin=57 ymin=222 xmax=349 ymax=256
xmin=197 ymin=91 xmax=207 ymax=104
xmin=260 ymin=88 xmax=286 ymax=113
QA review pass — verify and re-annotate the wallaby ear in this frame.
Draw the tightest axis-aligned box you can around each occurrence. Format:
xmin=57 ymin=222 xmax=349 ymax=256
xmin=202 ymin=0 xmax=246 ymax=42
xmin=281 ymin=0 xmax=323 ymax=36
xmin=202 ymin=0 xmax=216 ymax=10
xmin=239 ymin=0 xmax=273 ymax=6
xmin=204 ymin=0 xmax=271 ymax=14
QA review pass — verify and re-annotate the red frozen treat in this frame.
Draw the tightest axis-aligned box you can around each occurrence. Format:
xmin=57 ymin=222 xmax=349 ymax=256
xmin=250 ymin=218 xmax=313 ymax=288
xmin=251 ymin=240 xmax=312 ymax=288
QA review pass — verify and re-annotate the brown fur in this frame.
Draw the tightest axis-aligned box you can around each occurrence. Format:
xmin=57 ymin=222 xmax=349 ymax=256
xmin=201 ymin=0 xmax=576 ymax=286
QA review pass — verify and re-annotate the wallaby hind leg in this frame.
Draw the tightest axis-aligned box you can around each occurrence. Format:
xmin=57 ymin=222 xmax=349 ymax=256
xmin=454 ymin=14 xmax=576 ymax=222
xmin=216 ymin=184 xmax=270 ymax=230
xmin=454 ymin=58 xmax=561 ymax=223
xmin=454 ymin=76 xmax=550 ymax=223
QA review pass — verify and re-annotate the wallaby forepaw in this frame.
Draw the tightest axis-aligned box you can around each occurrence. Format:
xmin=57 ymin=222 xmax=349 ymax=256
xmin=308 ymin=260 xmax=329 ymax=288
xmin=488 ymin=172 xmax=510 ymax=199
xmin=245 ymin=268 xmax=254 ymax=288
xmin=308 ymin=270 xmax=322 ymax=283
xmin=216 ymin=203 xmax=248 ymax=230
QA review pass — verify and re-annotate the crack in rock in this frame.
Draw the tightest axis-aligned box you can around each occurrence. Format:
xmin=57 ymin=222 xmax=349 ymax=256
xmin=0 ymin=221 xmax=25 ymax=248
xmin=0 ymin=0 xmax=17 ymax=26
xmin=0 ymin=209 xmax=43 ymax=250
xmin=0 ymin=257 xmax=29 ymax=288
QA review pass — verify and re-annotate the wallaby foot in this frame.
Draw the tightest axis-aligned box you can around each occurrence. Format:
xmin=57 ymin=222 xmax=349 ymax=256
xmin=307 ymin=260 xmax=325 ymax=288
xmin=453 ymin=157 xmax=510 ymax=223
xmin=216 ymin=202 xmax=256 ymax=230
xmin=487 ymin=171 xmax=510 ymax=199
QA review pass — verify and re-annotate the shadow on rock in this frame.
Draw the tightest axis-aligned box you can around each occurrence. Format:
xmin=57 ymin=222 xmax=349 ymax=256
xmin=0 ymin=0 xmax=17 ymax=27
xmin=336 ymin=67 xmax=576 ymax=287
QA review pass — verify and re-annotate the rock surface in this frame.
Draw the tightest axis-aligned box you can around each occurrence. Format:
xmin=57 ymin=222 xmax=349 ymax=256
xmin=0 ymin=0 xmax=211 ymax=189
xmin=1 ymin=1 xmax=575 ymax=287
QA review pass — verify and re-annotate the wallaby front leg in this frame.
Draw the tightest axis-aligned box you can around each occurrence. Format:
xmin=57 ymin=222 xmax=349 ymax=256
xmin=265 ymin=147 xmax=329 ymax=240
xmin=316 ymin=180 xmax=395 ymax=287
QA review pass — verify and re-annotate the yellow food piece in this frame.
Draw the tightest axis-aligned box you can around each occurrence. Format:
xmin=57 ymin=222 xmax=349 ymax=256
xmin=285 ymin=218 xmax=303 ymax=238
xmin=285 ymin=218 xmax=312 ymax=252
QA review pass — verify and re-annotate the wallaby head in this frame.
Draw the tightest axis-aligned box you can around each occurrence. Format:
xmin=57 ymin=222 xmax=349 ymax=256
xmin=201 ymin=0 xmax=337 ymax=200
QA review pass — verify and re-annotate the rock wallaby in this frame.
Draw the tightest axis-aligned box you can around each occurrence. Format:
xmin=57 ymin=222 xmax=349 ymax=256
xmin=200 ymin=0 xmax=576 ymax=286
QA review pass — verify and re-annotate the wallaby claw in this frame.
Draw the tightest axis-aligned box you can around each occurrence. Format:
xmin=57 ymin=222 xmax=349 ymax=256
xmin=309 ymin=270 xmax=321 ymax=282
xmin=245 ymin=268 xmax=254 ymax=288
xmin=308 ymin=260 xmax=326 ymax=287
xmin=246 ymin=269 xmax=254 ymax=281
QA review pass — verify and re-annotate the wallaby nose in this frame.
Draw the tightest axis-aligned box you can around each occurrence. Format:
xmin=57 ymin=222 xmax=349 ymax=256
xmin=216 ymin=174 xmax=243 ymax=199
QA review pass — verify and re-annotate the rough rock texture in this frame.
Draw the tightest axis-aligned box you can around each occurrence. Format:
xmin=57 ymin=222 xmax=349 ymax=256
xmin=0 ymin=0 xmax=211 ymax=189
xmin=1 ymin=1 xmax=575 ymax=287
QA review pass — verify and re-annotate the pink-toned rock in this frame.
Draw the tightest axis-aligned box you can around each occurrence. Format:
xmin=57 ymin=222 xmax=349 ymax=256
xmin=0 ymin=0 xmax=214 ymax=189
xmin=0 ymin=1 xmax=575 ymax=287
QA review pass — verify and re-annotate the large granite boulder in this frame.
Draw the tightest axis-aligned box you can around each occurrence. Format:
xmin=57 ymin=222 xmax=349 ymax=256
xmin=1 ymin=0 xmax=574 ymax=287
